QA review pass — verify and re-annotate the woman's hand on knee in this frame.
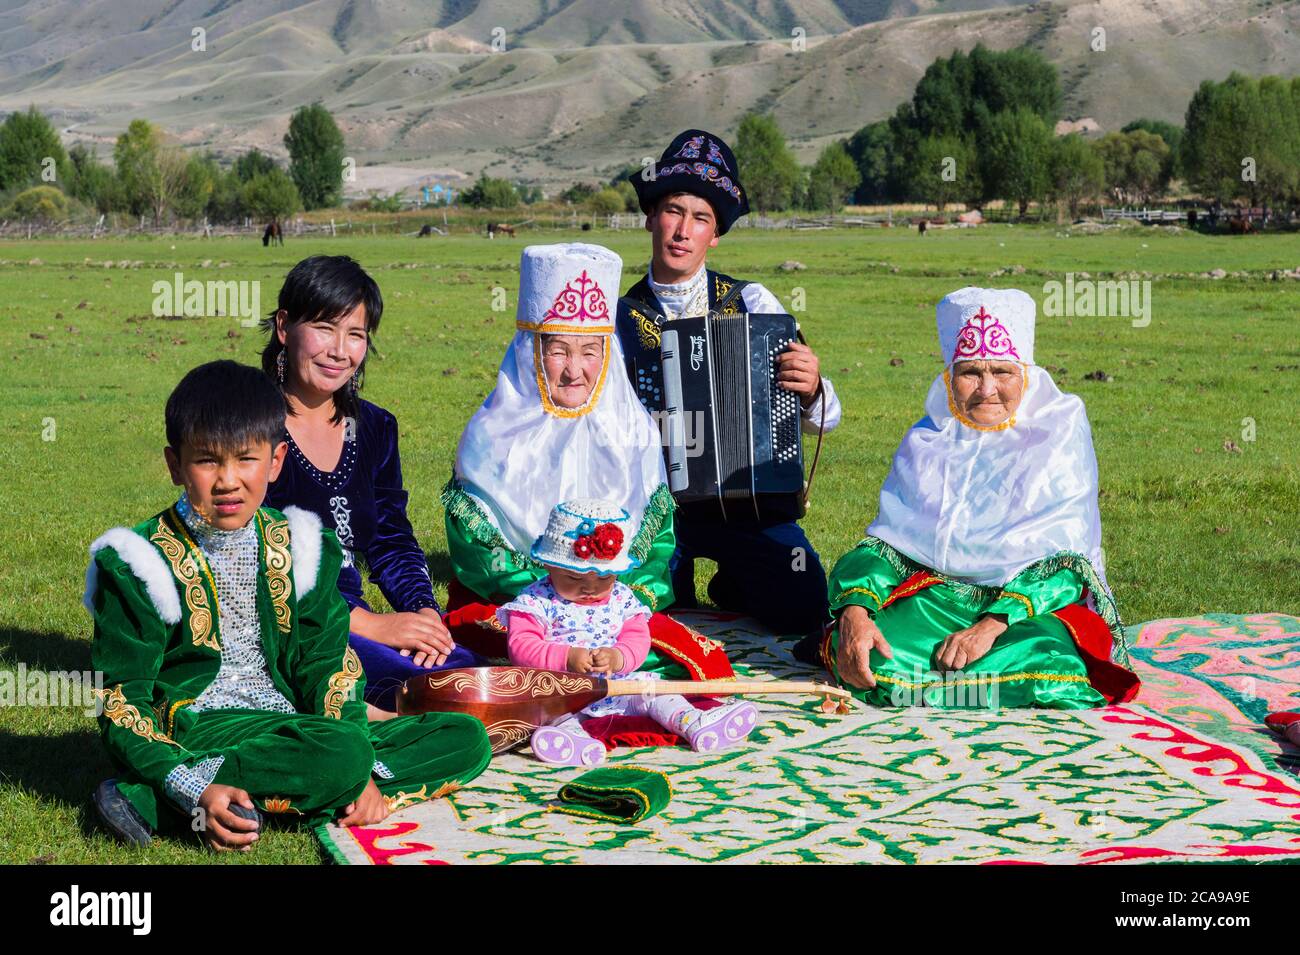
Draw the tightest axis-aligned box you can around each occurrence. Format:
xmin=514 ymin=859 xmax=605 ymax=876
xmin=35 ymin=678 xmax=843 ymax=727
xmin=367 ymin=610 xmax=455 ymax=666
xmin=935 ymin=614 xmax=1007 ymax=672
xmin=836 ymin=605 xmax=891 ymax=689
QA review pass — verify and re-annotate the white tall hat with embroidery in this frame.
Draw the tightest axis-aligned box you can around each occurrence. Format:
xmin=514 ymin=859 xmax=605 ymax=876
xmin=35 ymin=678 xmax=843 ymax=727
xmin=531 ymin=498 xmax=639 ymax=575
xmin=516 ymin=243 xmax=621 ymax=334
xmin=936 ymin=287 xmax=1036 ymax=367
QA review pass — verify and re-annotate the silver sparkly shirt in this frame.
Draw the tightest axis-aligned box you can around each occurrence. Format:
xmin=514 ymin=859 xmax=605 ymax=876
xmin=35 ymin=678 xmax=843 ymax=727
xmin=164 ymin=492 xmax=295 ymax=813
xmin=179 ymin=492 xmax=298 ymax=716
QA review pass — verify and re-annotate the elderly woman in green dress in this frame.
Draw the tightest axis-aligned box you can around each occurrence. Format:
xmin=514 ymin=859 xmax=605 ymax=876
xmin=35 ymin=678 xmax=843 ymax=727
xmin=823 ymin=287 xmax=1139 ymax=708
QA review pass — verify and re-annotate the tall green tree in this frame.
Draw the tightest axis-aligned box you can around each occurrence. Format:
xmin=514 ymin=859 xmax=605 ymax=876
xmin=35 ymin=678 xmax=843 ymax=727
xmin=175 ymin=152 xmax=218 ymax=219
xmin=844 ymin=121 xmax=897 ymax=204
xmin=981 ymin=108 xmax=1053 ymax=216
xmin=234 ymin=148 xmax=279 ymax=182
xmin=0 ymin=105 xmax=70 ymax=191
xmin=1122 ymin=118 xmax=1183 ymax=179
xmin=243 ymin=168 xmax=302 ymax=220
xmin=1093 ymin=130 xmax=1171 ymax=205
xmin=735 ymin=113 xmax=800 ymax=213
xmin=1049 ymin=134 xmax=1105 ymax=218
xmin=113 ymin=119 xmax=189 ymax=223
xmin=1183 ymin=73 xmax=1300 ymax=206
xmin=806 ymin=141 xmax=861 ymax=212
xmin=67 ymin=143 xmax=123 ymax=214
xmin=906 ymin=134 xmax=978 ymax=211
xmin=461 ymin=173 xmax=519 ymax=208
xmin=283 ymin=104 xmax=345 ymax=210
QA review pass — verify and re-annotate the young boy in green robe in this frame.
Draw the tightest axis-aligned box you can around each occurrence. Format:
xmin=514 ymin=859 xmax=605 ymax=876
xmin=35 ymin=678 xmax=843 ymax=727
xmin=85 ymin=360 xmax=490 ymax=850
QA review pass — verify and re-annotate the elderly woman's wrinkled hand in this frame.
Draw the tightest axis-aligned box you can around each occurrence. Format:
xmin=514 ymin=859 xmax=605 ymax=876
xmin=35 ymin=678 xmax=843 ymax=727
xmin=836 ymin=604 xmax=892 ymax=689
xmin=935 ymin=615 xmax=1008 ymax=672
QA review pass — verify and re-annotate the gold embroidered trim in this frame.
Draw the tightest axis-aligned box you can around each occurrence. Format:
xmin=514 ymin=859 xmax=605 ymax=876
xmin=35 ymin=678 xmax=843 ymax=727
xmin=323 ymin=647 xmax=363 ymax=718
xmin=837 ymin=586 xmax=882 ymax=609
xmin=630 ymin=307 xmax=661 ymax=349
xmin=151 ymin=513 xmax=218 ymax=651
xmin=383 ymin=780 xmax=460 ymax=814
xmin=166 ymin=698 xmax=195 ymax=737
xmin=626 ymin=582 xmax=658 ymax=611
xmin=997 ymin=590 xmax=1035 ymax=617
xmin=942 ymin=366 xmax=1029 ymax=432
xmin=259 ymin=511 xmax=293 ymax=634
xmin=650 ymin=635 xmax=705 ymax=680
xmin=713 ymin=276 xmax=742 ymax=315
xmin=881 ymin=573 xmax=942 ymax=610
xmin=98 ymin=685 xmax=182 ymax=747
xmin=515 ymin=320 xmax=615 ymax=335
xmin=873 ymin=670 xmax=1091 ymax=689
xmin=532 ymin=333 xmax=612 ymax=419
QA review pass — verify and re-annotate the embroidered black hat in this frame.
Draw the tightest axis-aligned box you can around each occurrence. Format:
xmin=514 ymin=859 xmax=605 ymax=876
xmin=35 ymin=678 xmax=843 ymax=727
xmin=629 ymin=129 xmax=750 ymax=235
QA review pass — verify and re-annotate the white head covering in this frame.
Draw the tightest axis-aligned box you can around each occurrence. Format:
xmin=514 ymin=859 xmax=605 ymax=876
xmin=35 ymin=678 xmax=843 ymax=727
xmin=453 ymin=243 xmax=666 ymax=555
xmin=867 ymin=287 xmax=1108 ymax=590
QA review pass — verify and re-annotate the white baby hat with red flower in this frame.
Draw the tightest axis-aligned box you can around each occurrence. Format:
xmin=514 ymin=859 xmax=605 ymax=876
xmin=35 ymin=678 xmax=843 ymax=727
xmin=531 ymin=498 xmax=639 ymax=575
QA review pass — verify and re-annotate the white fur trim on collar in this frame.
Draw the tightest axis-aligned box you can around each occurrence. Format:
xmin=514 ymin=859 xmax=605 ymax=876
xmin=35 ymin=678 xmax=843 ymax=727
xmin=283 ymin=506 xmax=323 ymax=598
xmin=84 ymin=528 xmax=182 ymax=625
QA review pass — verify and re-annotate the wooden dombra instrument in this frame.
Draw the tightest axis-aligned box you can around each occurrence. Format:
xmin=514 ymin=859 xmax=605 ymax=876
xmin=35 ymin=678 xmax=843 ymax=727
xmin=397 ymin=666 xmax=853 ymax=754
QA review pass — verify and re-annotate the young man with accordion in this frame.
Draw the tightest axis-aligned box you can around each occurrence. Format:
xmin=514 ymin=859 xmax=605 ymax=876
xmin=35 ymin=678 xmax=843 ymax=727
xmin=616 ymin=129 xmax=842 ymax=662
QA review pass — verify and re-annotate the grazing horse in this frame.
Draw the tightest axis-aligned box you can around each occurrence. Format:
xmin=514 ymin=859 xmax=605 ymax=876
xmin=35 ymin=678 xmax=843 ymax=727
xmin=1227 ymin=215 xmax=1254 ymax=235
xmin=262 ymin=220 xmax=284 ymax=246
xmin=486 ymin=222 xmax=515 ymax=239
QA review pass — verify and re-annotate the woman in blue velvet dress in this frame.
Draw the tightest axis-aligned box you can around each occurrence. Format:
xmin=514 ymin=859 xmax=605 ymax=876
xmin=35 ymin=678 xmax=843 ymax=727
xmin=262 ymin=255 xmax=479 ymax=712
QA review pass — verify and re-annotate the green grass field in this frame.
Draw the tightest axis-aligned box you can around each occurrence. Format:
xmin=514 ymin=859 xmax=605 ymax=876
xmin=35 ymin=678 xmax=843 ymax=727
xmin=2 ymin=223 xmax=1298 ymax=863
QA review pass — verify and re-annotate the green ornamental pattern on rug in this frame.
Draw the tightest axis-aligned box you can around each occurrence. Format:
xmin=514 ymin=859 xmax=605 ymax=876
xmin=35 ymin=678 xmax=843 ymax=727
xmin=317 ymin=614 xmax=1300 ymax=865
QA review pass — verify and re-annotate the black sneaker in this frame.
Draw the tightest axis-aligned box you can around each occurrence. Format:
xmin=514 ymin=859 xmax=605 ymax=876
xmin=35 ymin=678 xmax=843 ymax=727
xmin=93 ymin=779 xmax=153 ymax=847
xmin=791 ymin=630 xmax=825 ymax=667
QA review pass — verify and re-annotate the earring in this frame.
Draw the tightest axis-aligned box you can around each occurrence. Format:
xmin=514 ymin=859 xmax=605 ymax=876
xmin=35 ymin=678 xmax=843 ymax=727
xmin=276 ymin=349 xmax=286 ymax=385
xmin=350 ymin=370 xmax=360 ymax=394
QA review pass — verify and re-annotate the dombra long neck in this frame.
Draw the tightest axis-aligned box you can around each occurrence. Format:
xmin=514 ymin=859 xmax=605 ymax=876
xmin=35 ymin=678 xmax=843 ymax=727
xmin=603 ymin=678 xmax=851 ymax=703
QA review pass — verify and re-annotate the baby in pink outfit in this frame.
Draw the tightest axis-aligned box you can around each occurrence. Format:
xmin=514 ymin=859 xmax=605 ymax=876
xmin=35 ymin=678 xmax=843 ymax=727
xmin=500 ymin=498 xmax=759 ymax=767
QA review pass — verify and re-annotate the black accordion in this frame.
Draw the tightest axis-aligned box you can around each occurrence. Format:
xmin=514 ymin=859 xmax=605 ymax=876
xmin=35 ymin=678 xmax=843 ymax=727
xmin=620 ymin=307 xmax=806 ymax=523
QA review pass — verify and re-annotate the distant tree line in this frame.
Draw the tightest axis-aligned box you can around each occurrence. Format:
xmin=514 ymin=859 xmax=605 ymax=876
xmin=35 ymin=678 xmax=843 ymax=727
xmin=0 ymin=103 xmax=349 ymax=224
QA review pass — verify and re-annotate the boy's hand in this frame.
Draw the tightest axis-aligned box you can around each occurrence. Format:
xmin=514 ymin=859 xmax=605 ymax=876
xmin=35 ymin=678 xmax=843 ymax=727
xmin=567 ymin=647 xmax=594 ymax=673
xmin=339 ymin=780 xmax=390 ymax=827
xmin=198 ymin=784 xmax=260 ymax=852
xmin=589 ymin=647 xmax=624 ymax=675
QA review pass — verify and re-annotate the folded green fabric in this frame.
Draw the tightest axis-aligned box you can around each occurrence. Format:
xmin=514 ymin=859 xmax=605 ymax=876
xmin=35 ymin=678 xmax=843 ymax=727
xmin=554 ymin=766 xmax=673 ymax=824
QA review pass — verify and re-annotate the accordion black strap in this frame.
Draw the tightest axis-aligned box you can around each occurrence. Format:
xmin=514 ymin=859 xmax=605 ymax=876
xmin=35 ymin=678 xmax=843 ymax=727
xmin=796 ymin=326 xmax=826 ymax=515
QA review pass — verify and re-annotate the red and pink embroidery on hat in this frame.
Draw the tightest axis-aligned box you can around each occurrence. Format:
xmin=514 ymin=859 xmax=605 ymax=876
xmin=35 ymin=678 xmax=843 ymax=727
xmin=952 ymin=306 xmax=1021 ymax=362
xmin=541 ymin=270 xmax=610 ymax=329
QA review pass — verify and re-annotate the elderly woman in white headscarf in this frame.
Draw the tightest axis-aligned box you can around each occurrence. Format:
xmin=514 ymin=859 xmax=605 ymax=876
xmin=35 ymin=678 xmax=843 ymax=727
xmin=822 ymin=287 xmax=1139 ymax=708
xmin=440 ymin=243 xmax=733 ymax=683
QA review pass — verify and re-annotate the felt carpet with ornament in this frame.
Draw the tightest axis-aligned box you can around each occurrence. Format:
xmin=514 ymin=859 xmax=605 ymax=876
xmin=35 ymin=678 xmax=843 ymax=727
xmin=314 ymin=612 xmax=1300 ymax=865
